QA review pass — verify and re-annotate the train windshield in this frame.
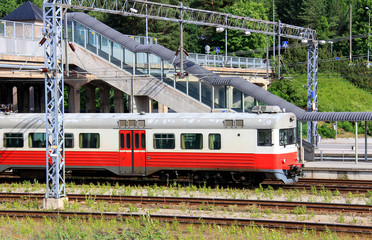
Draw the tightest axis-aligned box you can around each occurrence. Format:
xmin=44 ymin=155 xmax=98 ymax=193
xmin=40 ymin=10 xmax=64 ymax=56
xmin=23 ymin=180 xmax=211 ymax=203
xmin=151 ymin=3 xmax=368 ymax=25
xmin=279 ymin=128 xmax=296 ymax=146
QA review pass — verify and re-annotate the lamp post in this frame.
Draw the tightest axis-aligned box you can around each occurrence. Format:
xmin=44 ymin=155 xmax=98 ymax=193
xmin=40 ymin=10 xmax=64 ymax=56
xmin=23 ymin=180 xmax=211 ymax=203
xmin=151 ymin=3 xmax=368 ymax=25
xmin=328 ymin=41 xmax=333 ymax=56
xmin=366 ymin=7 xmax=370 ymax=65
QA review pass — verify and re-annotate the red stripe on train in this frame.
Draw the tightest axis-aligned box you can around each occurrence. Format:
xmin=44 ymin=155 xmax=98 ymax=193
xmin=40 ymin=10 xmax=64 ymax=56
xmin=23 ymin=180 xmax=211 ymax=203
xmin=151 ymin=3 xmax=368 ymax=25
xmin=0 ymin=150 xmax=297 ymax=170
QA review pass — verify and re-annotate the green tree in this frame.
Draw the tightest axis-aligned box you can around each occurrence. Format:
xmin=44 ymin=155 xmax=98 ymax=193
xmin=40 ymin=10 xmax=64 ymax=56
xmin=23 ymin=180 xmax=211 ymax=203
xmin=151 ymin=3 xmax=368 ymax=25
xmin=217 ymin=0 xmax=269 ymax=57
xmin=0 ymin=0 xmax=18 ymax=18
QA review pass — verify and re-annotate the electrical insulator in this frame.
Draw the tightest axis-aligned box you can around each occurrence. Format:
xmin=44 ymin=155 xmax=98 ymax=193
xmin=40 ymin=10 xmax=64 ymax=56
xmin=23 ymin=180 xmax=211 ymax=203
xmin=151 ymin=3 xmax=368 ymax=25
xmin=39 ymin=38 xmax=46 ymax=46
xmin=69 ymin=43 xmax=76 ymax=52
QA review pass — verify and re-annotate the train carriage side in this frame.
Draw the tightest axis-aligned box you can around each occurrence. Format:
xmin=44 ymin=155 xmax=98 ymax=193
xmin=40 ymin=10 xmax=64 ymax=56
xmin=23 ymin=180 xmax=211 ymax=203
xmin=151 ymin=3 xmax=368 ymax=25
xmin=0 ymin=114 xmax=122 ymax=177
xmin=0 ymin=112 xmax=302 ymax=183
xmin=138 ymin=112 xmax=302 ymax=184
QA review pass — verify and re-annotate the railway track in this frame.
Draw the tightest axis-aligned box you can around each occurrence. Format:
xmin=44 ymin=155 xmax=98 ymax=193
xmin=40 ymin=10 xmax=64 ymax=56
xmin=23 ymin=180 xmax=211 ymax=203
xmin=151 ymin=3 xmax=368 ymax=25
xmin=0 ymin=172 xmax=370 ymax=194
xmin=1 ymin=193 xmax=371 ymax=214
xmin=263 ymin=178 xmax=372 ymax=193
xmin=0 ymin=209 xmax=371 ymax=235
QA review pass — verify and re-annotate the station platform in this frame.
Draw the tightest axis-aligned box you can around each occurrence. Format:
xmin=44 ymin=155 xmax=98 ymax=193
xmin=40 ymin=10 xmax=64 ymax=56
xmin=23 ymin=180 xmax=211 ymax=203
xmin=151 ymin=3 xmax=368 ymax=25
xmin=302 ymin=161 xmax=372 ymax=180
xmin=300 ymin=138 xmax=372 ymax=180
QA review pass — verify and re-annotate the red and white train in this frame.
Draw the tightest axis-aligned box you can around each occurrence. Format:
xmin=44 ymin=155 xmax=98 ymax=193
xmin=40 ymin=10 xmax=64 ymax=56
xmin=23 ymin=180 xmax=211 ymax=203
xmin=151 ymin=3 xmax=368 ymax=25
xmin=0 ymin=107 xmax=303 ymax=184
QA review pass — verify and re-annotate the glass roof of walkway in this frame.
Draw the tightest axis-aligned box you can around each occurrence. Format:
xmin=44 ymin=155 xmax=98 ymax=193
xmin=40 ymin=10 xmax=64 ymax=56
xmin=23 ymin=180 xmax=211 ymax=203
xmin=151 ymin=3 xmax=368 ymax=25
xmin=67 ymin=13 xmax=268 ymax=113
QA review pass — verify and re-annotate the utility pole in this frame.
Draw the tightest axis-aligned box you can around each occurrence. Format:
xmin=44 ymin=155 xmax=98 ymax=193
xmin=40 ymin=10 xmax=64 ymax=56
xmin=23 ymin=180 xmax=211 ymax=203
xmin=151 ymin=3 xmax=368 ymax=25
xmin=366 ymin=7 xmax=370 ymax=65
xmin=273 ymin=0 xmax=275 ymax=60
xmin=350 ymin=4 xmax=352 ymax=62
xmin=179 ymin=1 xmax=184 ymax=78
xmin=278 ymin=20 xmax=281 ymax=79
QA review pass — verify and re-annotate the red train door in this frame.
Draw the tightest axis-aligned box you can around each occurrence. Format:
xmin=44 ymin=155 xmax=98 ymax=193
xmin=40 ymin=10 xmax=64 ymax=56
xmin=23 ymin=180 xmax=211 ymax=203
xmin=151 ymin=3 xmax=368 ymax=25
xmin=119 ymin=130 xmax=146 ymax=175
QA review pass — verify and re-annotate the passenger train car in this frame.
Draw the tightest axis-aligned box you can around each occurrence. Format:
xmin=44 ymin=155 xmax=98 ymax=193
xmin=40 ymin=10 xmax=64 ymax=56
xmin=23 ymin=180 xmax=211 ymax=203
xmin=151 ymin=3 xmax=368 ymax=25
xmin=0 ymin=108 xmax=303 ymax=184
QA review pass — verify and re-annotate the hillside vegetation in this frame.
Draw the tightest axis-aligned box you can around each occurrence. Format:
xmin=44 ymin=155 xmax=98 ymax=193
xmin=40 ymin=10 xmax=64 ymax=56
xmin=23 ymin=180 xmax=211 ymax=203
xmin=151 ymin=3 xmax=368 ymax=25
xmin=269 ymin=73 xmax=372 ymax=138
xmin=269 ymin=73 xmax=372 ymax=112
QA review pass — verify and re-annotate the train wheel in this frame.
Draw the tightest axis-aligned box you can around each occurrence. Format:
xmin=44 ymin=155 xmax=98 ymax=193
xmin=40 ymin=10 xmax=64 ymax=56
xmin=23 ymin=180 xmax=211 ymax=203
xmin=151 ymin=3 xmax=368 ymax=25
xmin=248 ymin=173 xmax=266 ymax=186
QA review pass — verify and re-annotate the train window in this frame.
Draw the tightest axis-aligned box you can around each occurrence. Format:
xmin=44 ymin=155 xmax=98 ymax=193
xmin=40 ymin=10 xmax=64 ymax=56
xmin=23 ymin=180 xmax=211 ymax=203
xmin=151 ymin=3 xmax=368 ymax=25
xmin=153 ymin=134 xmax=175 ymax=149
xmin=120 ymin=133 xmax=125 ymax=149
xmin=257 ymin=130 xmax=272 ymax=146
xmin=134 ymin=133 xmax=139 ymax=149
xmin=181 ymin=133 xmax=203 ymax=150
xmin=65 ymin=133 xmax=74 ymax=148
xmin=29 ymin=133 xmax=47 ymax=148
xmin=208 ymin=134 xmax=221 ymax=150
xmin=79 ymin=133 xmax=100 ymax=148
xmin=126 ymin=133 xmax=131 ymax=149
xmin=279 ymin=128 xmax=296 ymax=146
xmin=141 ymin=133 xmax=146 ymax=149
xmin=4 ymin=133 xmax=23 ymax=148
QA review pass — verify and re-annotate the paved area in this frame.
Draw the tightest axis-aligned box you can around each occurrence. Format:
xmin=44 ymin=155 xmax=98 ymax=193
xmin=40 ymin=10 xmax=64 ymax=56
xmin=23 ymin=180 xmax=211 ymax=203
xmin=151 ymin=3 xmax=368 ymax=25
xmin=315 ymin=138 xmax=372 ymax=155
xmin=303 ymin=138 xmax=372 ymax=180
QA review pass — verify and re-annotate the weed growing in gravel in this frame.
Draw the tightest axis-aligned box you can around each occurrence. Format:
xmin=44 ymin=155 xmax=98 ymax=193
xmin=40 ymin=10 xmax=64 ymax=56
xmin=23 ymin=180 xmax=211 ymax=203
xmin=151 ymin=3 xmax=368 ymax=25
xmin=338 ymin=213 xmax=345 ymax=223
xmin=285 ymin=190 xmax=296 ymax=202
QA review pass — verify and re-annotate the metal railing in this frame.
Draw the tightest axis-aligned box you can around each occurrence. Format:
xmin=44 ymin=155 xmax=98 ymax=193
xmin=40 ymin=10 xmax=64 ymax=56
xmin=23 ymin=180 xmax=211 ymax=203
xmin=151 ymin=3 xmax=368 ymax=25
xmin=0 ymin=19 xmax=43 ymax=40
xmin=188 ymin=53 xmax=269 ymax=69
xmin=315 ymin=150 xmax=371 ymax=162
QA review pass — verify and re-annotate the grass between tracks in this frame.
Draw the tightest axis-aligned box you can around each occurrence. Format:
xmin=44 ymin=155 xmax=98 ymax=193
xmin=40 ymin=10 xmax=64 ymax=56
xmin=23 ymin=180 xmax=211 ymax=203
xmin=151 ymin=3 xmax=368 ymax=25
xmin=0 ymin=215 xmax=345 ymax=240
xmin=0 ymin=181 xmax=371 ymax=239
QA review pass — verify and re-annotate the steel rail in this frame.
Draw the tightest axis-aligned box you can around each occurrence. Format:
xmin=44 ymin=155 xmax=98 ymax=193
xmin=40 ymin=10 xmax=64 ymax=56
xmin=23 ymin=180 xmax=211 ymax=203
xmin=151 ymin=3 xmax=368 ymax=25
xmin=298 ymin=178 xmax=372 ymax=186
xmin=0 ymin=209 xmax=371 ymax=234
xmin=1 ymin=193 xmax=370 ymax=214
xmin=265 ymin=184 xmax=371 ymax=194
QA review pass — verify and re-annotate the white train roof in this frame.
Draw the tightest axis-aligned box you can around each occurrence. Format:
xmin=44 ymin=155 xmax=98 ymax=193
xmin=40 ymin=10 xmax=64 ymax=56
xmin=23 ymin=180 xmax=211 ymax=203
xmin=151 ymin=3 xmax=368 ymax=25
xmin=0 ymin=112 xmax=296 ymax=130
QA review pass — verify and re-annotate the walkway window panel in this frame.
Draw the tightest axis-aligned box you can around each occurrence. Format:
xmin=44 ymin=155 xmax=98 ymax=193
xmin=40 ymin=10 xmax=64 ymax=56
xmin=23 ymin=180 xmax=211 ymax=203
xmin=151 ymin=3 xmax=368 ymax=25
xmin=67 ymin=21 xmax=73 ymax=42
xmin=24 ymin=23 xmax=33 ymax=39
xmin=149 ymin=54 xmax=162 ymax=79
xmin=74 ymin=22 xmax=86 ymax=47
xmin=123 ymin=48 xmax=133 ymax=74
xmin=111 ymin=42 xmax=122 ymax=67
xmin=86 ymin=29 xmax=97 ymax=53
xmin=214 ymin=85 xmax=227 ymax=109
xmin=187 ymin=74 xmax=200 ymax=101
xmin=232 ymin=88 xmax=243 ymax=112
xmin=175 ymin=70 xmax=187 ymax=94
xmin=5 ymin=21 xmax=14 ymax=38
xmin=15 ymin=22 xmax=23 ymax=38
xmin=135 ymin=52 xmax=148 ymax=75
xmin=0 ymin=21 xmax=4 ymax=37
xmin=201 ymin=80 xmax=212 ymax=107
xmin=244 ymin=94 xmax=256 ymax=112
xmin=162 ymin=61 xmax=175 ymax=85
xmin=98 ymin=35 xmax=109 ymax=60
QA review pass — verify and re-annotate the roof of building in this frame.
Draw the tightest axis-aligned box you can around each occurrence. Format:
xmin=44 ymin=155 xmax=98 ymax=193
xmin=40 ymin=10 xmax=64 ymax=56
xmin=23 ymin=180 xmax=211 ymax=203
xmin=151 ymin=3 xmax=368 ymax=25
xmin=2 ymin=1 xmax=42 ymax=21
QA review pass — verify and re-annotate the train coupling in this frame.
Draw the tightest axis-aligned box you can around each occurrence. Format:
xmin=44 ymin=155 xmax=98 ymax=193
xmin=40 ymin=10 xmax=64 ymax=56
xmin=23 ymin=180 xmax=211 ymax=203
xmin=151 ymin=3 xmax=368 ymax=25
xmin=288 ymin=164 xmax=303 ymax=178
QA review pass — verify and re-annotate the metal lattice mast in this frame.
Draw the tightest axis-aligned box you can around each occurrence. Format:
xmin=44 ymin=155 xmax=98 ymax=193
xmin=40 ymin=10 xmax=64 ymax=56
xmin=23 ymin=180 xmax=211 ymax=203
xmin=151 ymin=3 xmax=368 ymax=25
xmin=307 ymin=42 xmax=319 ymax=144
xmin=43 ymin=0 xmax=68 ymax=199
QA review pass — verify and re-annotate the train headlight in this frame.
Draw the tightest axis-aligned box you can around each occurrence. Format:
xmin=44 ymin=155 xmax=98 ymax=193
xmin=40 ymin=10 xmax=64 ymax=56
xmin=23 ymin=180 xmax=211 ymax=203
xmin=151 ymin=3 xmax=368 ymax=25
xmin=282 ymin=159 xmax=286 ymax=164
